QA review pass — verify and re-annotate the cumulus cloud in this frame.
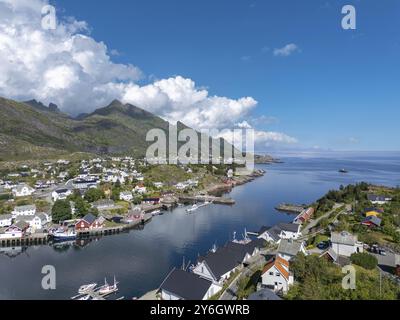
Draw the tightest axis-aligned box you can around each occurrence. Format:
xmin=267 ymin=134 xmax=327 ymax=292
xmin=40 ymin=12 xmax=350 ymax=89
xmin=273 ymin=43 xmax=300 ymax=57
xmin=0 ymin=0 xmax=258 ymax=129
xmin=0 ymin=0 xmax=298 ymax=148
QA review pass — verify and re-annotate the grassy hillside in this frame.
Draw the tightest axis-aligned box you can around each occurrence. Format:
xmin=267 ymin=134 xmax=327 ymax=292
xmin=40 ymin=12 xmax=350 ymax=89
xmin=0 ymin=97 xmax=238 ymax=161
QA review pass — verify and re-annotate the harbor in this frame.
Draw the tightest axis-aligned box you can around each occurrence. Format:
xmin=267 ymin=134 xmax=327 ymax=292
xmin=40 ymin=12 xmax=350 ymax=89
xmin=1 ymin=157 xmax=400 ymax=300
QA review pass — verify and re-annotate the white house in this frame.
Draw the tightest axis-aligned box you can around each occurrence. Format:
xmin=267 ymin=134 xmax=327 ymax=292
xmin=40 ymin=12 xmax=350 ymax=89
xmin=133 ymin=185 xmax=147 ymax=194
xmin=159 ymin=268 xmax=222 ymax=300
xmin=261 ymin=256 xmax=294 ymax=294
xmin=16 ymin=213 xmax=49 ymax=232
xmin=258 ymin=223 xmax=302 ymax=244
xmin=367 ymin=194 xmax=392 ymax=205
xmin=0 ymin=214 xmax=13 ymax=227
xmin=153 ymin=182 xmax=164 ymax=189
xmin=175 ymin=182 xmax=188 ymax=190
xmin=12 ymin=205 xmax=36 ymax=218
xmin=277 ymin=239 xmax=307 ymax=261
xmin=12 ymin=184 xmax=35 ymax=197
xmin=120 ymin=191 xmax=133 ymax=202
xmin=330 ymin=231 xmax=364 ymax=257
xmin=52 ymin=188 xmax=72 ymax=202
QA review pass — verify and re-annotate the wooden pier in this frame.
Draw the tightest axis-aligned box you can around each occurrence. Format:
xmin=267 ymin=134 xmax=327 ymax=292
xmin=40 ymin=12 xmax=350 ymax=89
xmin=179 ymin=195 xmax=235 ymax=205
xmin=0 ymin=233 xmax=49 ymax=247
xmin=275 ymin=204 xmax=305 ymax=214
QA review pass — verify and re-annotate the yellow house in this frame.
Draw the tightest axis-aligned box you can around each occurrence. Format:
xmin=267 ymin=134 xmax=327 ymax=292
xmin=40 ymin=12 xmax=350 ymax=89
xmin=365 ymin=211 xmax=379 ymax=217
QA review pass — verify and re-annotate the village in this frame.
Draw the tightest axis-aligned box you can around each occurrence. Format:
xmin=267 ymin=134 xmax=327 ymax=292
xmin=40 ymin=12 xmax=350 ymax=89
xmin=0 ymin=156 xmax=263 ymax=248
xmin=151 ymin=185 xmax=400 ymax=301
xmin=1 ymin=156 xmax=400 ymax=301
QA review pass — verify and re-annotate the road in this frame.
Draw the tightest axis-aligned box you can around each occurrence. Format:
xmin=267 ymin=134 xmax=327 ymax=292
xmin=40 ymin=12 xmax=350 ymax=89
xmin=219 ymin=249 xmax=275 ymax=300
xmin=301 ymin=203 xmax=344 ymax=236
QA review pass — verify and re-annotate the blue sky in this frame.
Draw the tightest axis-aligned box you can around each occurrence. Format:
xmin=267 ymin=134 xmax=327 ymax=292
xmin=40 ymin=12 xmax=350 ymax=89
xmin=2 ymin=0 xmax=400 ymax=151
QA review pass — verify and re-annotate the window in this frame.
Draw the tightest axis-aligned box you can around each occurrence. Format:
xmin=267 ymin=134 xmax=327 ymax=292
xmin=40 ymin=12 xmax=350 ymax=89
xmin=269 ymin=272 xmax=274 ymax=276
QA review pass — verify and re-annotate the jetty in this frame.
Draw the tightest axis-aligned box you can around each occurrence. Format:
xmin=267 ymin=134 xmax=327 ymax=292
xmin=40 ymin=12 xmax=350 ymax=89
xmin=275 ymin=204 xmax=305 ymax=214
xmin=179 ymin=195 xmax=235 ymax=205
xmin=0 ymin=233 xmax=49 ymax=247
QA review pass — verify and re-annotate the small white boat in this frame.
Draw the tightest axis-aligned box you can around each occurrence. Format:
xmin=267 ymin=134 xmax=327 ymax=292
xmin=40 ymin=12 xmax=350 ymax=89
xmin=151 ymin=210 xmax=161 ymax=216
xmin=186 ymin=204 xmax=199 ymax=213
xmin=78 ymin=283 xmax=97 ymax=294
xmin=98 ymin=276 xmax=118 ymax=296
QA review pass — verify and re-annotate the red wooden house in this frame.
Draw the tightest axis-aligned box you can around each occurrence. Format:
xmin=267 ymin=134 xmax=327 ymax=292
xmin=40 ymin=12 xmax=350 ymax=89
xmin=75 ymin=214 xmax=104 ymax=231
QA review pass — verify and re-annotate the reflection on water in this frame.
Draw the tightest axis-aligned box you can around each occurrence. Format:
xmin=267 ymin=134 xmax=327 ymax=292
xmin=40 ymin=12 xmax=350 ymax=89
xmin=0 ymin=156 xmax=399 ymax=300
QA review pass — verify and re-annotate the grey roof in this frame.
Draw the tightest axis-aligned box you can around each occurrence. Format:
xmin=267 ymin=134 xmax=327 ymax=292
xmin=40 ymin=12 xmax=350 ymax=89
xmin=0 ymin=214 xmax=12 ymax=220
xmin=14 ymin=205 xmax=36 ymax=212
xmin=277 ymin=239 xmax=304 ymax=256
xmin=82 ymin=213 xmax=97 ymax=225
xmin=159 ymin=268 xmax=212 ymax=300
xmin=260 ymin=223 xmax=300 ymax=242
xmin=248 ymin=288 xmax=282 ymax=300
xmin=93 ymin=200 xmax=115 ymax=208
xmin=331 ymin=231 xmax=357 ymax=246
xmin=15 ymin=215 xmax=35 ymax=222
xmin=278 ymin=223 xmax=301 ymax=233
xmin=368 ymin=194 xmax=390 ymax=202
xmin=362 ymin=216 xmax=382 ymax=226
xmin=198 ymin=239 xmax=266 ymax=280
xmin=55 ymin=188 xmax=69 ymax=194
xmin=199 ymin=247 xmax=244 ymax=279
xmin=13 ymin=220 xmax=30 ymax=230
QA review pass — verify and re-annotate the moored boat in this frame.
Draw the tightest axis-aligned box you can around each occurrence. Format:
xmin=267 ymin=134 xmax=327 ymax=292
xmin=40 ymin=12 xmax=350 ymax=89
xmin=78 ymin=283 xmax=97 ymax=294
xmin=98 ymin=276 xmax=118 ymax=296
xmin=52 ymin=228 xmax=77 ymax=242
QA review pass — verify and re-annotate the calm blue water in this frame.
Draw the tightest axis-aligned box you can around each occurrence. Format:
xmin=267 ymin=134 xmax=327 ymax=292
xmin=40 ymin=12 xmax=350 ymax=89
xmin=0 ymin=155 xmax=399 ymax=300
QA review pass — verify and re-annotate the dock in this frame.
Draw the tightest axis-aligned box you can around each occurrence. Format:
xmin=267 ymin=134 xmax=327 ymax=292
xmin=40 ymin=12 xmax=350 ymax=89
xmin=275 ymin=204 xmax=305 ymax=214
xmin=71 ymin=288 xmax=118 ymax=301
xmin=179 ymin=195 xmax=235 ymax=205
xmin=76 ymin=215 xmax=152 ymax=238
xmin=0 ymin=233 xmax=49 ymax=247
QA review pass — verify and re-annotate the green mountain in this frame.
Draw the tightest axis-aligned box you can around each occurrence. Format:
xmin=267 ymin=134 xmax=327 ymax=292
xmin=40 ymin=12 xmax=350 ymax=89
xmin=0 ymin=97 xmax=236 ymax=161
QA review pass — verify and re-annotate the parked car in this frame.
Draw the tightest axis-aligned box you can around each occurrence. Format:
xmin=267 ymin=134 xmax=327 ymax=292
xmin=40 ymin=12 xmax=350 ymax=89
xmin=317 ymin=241 xmax=329 ymax=250
xmin=379 ymin=249 xmax=387 ymax=256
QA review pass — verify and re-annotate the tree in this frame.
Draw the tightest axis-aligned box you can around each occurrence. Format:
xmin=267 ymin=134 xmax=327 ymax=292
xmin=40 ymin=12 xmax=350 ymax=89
xmin=74 ymin=197 xmax=90 ymax=217
xmin=84 ymin=188 xmax=104 ymax=203
xmin=350 ymin=252 xmax=378 ymax=270
xmin=52 ymin=200 xmax=72 ymax=223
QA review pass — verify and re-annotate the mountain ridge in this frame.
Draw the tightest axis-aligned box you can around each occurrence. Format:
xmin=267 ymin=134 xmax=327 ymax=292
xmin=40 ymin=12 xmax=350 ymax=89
xmin=0 ymin=97 xmax=237 ymax=161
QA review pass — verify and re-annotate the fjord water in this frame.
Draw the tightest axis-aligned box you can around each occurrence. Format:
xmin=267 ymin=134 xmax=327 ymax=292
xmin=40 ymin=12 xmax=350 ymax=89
xmin=0 ymin=155 xmax=399 ymax=300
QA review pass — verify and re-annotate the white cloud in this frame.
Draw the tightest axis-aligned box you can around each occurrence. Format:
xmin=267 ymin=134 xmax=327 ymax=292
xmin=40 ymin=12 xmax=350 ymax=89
xmin=0 ymin=0 xmax=297 ymax=148
xmin=273 ymin=43 xmax=300 ymax=57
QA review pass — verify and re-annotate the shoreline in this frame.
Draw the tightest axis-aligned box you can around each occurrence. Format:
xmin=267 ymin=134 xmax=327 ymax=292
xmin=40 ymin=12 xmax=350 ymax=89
xmin=0 ymin=169 xmax=266 ymax=250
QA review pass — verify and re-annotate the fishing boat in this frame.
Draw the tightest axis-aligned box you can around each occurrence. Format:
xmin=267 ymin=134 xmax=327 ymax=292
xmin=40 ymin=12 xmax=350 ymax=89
xmin=339 ymin=169 xmax=349 ymax=173
xmin=98 ymin=276 xmax=118 ymax=296
xmin=78 ymin=283 xmax=97 ymax=294
xmin=52 ymin=228 xmax=77 ymax=242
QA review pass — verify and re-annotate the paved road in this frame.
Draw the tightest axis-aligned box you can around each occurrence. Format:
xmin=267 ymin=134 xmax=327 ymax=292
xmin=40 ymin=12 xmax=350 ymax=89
xmin=219 ymin=250 xmax=275 ymax=300
xmin=301 ymin=203 xmax=343 ymax=236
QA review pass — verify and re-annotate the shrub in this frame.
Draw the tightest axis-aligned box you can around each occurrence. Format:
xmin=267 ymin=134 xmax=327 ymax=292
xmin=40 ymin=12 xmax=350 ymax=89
xmin=350 ymin=252 xmax=378 ymax=270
